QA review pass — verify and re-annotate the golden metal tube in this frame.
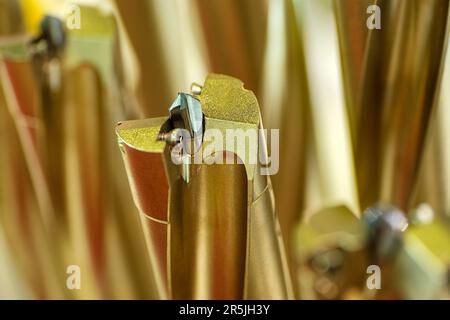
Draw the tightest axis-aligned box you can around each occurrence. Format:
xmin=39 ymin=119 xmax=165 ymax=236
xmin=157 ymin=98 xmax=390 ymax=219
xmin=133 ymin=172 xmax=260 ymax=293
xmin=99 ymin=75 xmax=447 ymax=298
xmin=0 ymin=3 xmax=158 ymax=299
xmin=61 ymin=5 xmax=159 ymax=299
xmin=355 ymin=0 xmax=450 ymax=210
xmin=117 ymin=74 xmax=293 ymax=299
xmin=334 ymin=0 xmax=374 ymax=142
xmin=0 ymin=1 xmax=65 ymax=299
xmin=195 ymin=0 xmax=268 ymax=93
xmin=169 ymin=161 xmax=248 ymax=299
xmin=260 ymin=0 xmax=311 ymax=252
xmin=114 ymin=0 xmax=172 ymax=117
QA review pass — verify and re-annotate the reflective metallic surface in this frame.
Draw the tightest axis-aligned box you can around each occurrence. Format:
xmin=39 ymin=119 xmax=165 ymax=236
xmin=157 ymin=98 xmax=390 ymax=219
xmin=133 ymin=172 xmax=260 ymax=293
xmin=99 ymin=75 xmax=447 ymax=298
xmin=0 ymin=0 xmax=449 ymax=300
xmin=117 ymin=74 xmax=293 ymax=299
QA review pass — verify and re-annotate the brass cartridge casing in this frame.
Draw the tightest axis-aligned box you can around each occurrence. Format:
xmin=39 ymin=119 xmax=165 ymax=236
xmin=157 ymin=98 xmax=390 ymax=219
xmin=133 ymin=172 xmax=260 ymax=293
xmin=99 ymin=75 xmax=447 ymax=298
xmin=117 ymin=74 xmax=293 ymax=299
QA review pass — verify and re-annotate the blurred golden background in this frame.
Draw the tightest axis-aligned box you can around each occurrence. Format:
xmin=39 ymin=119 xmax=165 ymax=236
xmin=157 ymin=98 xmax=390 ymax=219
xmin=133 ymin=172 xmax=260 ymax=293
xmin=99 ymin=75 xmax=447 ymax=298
xmin=0 ymin=0 xmax=449 ymax=299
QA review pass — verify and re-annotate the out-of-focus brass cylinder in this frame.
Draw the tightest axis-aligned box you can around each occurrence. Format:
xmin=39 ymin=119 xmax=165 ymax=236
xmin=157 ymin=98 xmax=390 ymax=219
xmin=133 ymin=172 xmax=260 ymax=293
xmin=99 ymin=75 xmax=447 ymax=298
xmin=353 ymin=0 xmax=450 ymax=210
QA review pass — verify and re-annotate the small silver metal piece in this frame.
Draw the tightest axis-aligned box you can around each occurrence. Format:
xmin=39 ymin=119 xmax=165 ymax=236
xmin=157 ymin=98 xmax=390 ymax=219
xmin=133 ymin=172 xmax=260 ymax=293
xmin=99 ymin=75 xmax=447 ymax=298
xmin=157 ymin=129 xmax=183 ymax=146
xmin=191 ymin=82 xmax=203 ymax=95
